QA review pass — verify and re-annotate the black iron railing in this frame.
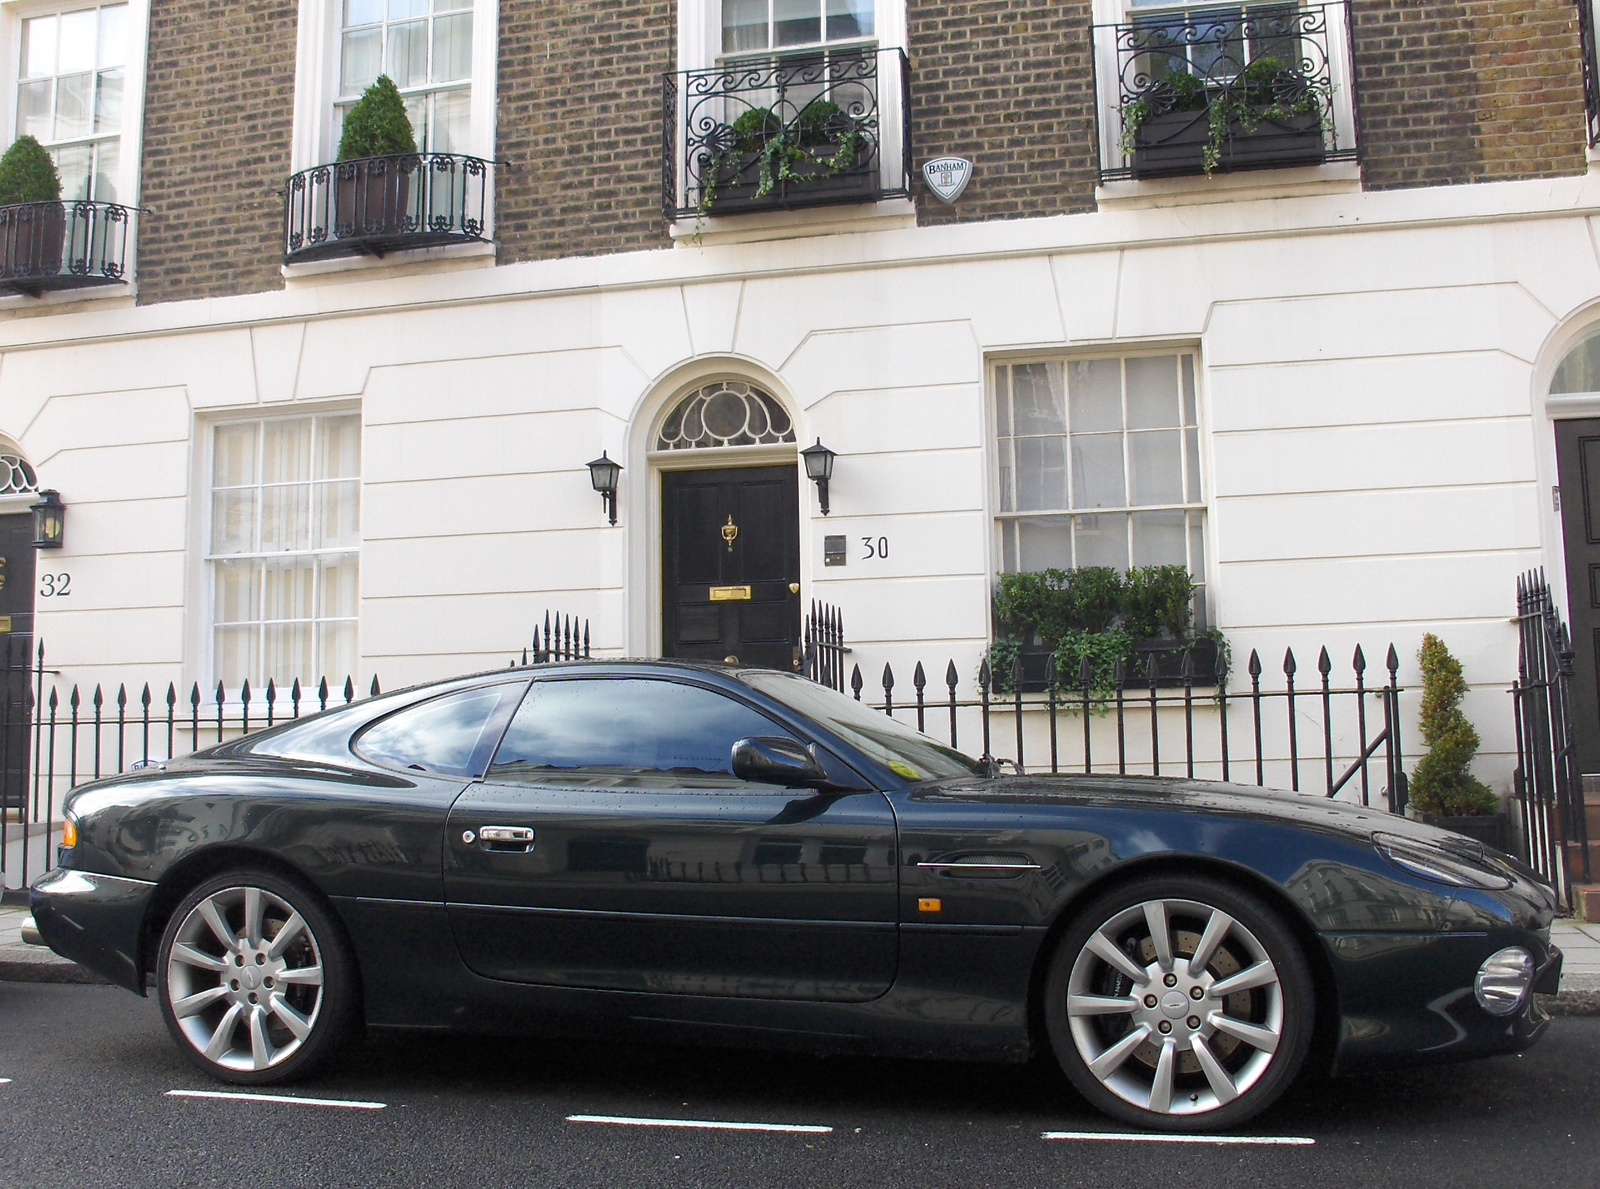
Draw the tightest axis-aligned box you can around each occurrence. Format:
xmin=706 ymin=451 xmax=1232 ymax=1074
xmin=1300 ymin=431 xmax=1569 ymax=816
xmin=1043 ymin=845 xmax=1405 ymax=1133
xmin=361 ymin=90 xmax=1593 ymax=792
xmin=1092 ymin=1 xmax=1358 ymax=182
xmin=1513 ymin=570 xmax=1589 ymax=908
xmin=283 ymin=153 xmax=495 ymax=263
xmin=662 ymin=46 xmax=911 ymax=221
xmin=0 ymin=200 xmax=135 ymax=297
xmin=803 ymin=600 xmax=846 ymax=691
xmin=822 ymin=642 xmax=1405 ymax=806
xmin=508 ymin=612 xmax=592 ymax=667
xmin=1580 ymin=0 xmax=1600 ymax=148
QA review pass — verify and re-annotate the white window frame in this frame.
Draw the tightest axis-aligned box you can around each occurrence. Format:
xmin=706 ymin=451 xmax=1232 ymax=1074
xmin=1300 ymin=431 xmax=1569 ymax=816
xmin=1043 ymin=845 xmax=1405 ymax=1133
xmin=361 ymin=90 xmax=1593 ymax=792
xmin=0 ymin=0 xmax=148 ymax=292
xmin=201 ymin=408 xmax=363 ymax=692
xmin=289 ymin=0 xmax=497 ymax=171
xmin=1089 ymin=0 xmax=1357 ymax=184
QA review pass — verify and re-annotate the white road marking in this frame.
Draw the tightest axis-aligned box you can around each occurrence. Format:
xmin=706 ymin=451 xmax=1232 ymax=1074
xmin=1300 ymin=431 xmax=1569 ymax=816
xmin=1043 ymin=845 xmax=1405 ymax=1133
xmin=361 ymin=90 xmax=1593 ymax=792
xmin=568 ymin=1114 xmax=831 ymax=1134
xmin=1042 ymin=1130 xmax=1313 ymax=1146
xmin=165 ymin=1089 xmax=385 ymax=1110
xmin=0 ymin=1078 xmax=11 ymax=1085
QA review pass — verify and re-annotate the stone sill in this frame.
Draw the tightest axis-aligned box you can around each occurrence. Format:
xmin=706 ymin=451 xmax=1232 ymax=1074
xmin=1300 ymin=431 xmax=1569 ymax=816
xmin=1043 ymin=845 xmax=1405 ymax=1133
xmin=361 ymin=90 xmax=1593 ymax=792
xmin=0 ymin=281 xmax=134 ymax=315
xmin=281 ymin=238 xmax=497 ymax=287
xmin=669 ymin=197 xmax=918 ymax=247
xmin=1095 ymin=161 xmax=1363 ymax=211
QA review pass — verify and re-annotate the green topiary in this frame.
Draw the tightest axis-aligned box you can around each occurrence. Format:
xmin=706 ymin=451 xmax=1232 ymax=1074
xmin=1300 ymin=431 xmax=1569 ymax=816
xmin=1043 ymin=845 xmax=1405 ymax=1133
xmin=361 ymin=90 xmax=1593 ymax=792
xmin=0 ymin=136 xmax=61 ymax=205
xmin=337 ymin=75 xmax=418 ymax=162
xmin=1119 ymin=565 xmax=1194 ymax=640
xmin=1408 ymin=634 xmax=1497 ymax=817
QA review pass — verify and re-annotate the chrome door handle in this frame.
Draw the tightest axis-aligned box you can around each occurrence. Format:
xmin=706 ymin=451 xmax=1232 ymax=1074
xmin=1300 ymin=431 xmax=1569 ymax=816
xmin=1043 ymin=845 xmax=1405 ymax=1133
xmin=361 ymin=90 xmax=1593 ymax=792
xmin=477 ymin=825 xmax=536 ymax=851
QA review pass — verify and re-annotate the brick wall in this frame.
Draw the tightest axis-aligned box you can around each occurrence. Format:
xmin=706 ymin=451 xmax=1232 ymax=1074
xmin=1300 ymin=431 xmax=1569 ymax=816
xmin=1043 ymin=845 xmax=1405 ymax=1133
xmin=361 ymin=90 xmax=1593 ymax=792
xmin=907 ymin=0 xmax=1098 ymax=226
xmin=494 ymin=1 xmax=675 ymax=262
xmin=1355 ymin=0 xmax=1587 ymax=190
xmin=136 ymin=0 xmax=298 ymax=304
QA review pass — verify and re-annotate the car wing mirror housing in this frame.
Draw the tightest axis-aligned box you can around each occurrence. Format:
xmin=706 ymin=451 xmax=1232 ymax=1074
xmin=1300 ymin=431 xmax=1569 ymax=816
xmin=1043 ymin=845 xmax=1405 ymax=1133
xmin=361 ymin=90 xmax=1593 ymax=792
xmin=731 ymin=736 xmax=829 ymax=788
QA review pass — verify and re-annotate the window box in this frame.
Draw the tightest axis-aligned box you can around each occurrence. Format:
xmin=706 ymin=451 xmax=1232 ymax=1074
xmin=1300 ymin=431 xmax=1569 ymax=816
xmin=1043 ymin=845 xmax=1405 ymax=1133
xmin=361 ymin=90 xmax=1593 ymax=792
xmin=1129 ymin=108 xmax=1324 ymax=179
xmin=698 ymin=131 xmax=880 ymax=215
xmin=283 ymin=153 xmax=493 ymax=264
xmin=1002 ymin=636 xmax=1220 ymax=693
xmin=0 ymin=200 xmax=133 ymax=297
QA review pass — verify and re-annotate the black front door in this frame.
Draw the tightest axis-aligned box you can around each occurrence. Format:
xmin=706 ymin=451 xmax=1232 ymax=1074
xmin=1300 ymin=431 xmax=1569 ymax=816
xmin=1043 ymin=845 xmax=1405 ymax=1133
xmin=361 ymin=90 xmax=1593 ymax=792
xmin=663 ymin=465 xmax=799 ymax=670
xmin=1556 ymin=418 xmax=1600 ymax=775
xmin=0 ymin=514 xmax=35 ymax=814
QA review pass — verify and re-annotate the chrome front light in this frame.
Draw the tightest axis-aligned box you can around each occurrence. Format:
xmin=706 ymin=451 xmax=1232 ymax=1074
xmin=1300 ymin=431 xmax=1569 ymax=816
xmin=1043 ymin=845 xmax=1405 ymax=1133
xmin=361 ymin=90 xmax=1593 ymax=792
xmin=1475 ymin=947 xmax=1535 ymax=1016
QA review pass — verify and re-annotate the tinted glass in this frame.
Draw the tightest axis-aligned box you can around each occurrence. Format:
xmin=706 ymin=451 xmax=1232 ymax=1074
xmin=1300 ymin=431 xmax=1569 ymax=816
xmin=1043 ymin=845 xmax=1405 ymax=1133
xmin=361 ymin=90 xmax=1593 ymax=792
xmin=356 ymin=684 xmax=521 ymax=776
xmin=490 ymin=678 xmax=789 ymax=777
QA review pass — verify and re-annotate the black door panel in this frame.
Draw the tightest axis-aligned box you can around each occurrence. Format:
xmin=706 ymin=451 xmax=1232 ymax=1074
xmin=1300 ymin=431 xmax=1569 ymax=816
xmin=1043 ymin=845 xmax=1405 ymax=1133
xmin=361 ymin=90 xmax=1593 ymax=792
xmin=1556 ymin=420 xmax=1600 ymax=775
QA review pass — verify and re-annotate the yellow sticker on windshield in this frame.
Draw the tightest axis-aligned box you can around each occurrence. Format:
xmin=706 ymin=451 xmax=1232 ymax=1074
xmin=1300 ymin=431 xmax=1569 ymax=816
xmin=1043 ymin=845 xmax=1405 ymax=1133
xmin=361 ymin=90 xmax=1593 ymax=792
xmin=888 ymin=760 xmax=923 ymax=781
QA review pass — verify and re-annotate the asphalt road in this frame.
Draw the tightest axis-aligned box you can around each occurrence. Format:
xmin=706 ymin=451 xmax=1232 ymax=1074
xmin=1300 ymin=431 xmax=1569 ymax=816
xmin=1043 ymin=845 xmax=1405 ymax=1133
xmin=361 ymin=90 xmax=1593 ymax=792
xmin=1 ymin=982 xmax=1596 ymax=1189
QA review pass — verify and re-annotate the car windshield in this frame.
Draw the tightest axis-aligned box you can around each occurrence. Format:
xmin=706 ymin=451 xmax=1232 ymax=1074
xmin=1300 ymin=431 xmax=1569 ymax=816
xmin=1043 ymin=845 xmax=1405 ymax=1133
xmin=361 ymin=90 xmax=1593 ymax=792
xmin=740 ymin=670 xmax=986 ymax=783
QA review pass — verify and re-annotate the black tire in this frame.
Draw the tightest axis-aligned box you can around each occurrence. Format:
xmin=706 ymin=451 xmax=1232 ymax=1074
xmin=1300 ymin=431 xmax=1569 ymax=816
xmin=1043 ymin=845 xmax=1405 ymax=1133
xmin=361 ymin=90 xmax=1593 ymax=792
xmin=156 ymin=869 xmax=356 ymax=1085
xmin=1042 ymin=874 xmax=1314 ymax=1132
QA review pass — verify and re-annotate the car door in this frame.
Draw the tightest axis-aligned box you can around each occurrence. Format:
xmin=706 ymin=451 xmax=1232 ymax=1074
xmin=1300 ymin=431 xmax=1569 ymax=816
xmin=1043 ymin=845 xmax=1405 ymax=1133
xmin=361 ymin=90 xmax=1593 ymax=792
xmin=443 ymin=674 xmax=898 ymax=1001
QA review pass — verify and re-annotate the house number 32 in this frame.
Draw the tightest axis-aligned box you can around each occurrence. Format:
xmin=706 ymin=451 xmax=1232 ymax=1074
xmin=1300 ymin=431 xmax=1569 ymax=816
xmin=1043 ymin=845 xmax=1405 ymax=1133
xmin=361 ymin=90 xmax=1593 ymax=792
xmin=862 ymin=536 xmax=889 ymax=560
xmin=39 ymin=573 xmax=71 ymax=597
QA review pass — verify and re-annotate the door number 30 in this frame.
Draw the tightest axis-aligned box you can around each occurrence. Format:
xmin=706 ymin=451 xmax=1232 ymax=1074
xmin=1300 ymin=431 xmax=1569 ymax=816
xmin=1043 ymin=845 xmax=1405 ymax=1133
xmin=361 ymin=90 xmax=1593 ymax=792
xmin=39 ymin=573 xmax=71 ymax=597
xmin=862 ymin=536 xmax=889 ymax=559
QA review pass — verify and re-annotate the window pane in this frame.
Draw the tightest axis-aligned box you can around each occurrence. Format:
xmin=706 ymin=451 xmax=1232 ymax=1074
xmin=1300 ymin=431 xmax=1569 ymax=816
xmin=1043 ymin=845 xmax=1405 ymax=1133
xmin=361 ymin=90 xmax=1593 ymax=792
xmin=1073 ymin=513 xmax=1129 ymax=570
xmin=58 ymin=9 xmax=96 ymax=73
xmin=341 ymin=27 xmax=382 ymax=94
xmin=773 ymin=0 xmax=820 ymax=45
xmin=388 ymin=0 xmax=427 ymax=18
xmin=318 ymin=555 xmax=359 ymax=618
xmin=430 ymin=87 xmax=470 ymax=152
xmin=54 ymin=143 xmax=92 ymax=201
xmin=1067 ymin=358 xmax=1122 ymax=432
xmin=1015 ymin=516 xmax=1073 ymax=571
xmin=1071 ymin=432 xmax=1125 ymax=509
xmin=387 ymin=19 xmax=427 ymax=87
xmin=1126 ymin=355 xmax=1181 ymax=429
xmin=997 ymin=437 xmax=1014 ymax=513
xmin=1129 ymin=429 xmax=1183 ymax=505
xmin=1185 ymin=428 xmax=1201 ymax=504
xmin=826 ymin=0 xmax=873 ymax=39
xmin=403 ymin=93 xmax=426 ymax=148
xmin=431 ymin=12 xmax=471 ymax=82
xmin=263 ymin=623 xmax=313 ymax=686
xmin=17 ymin=81 xmax=52 ymax=140
xmin=261 ymin=484 xmax=311 ymax=552
xmin=1014 ymin=436 xmax=1067 ymax=512
xmin=345 ymin=0 xmax=382 ymax=26
xmin=22 ymin=17 xmax=58 ymax=79
xmin=212 ymin=491 xmax=256 ymax=554
xmin=216 ymin=626 xmax=259 ymax=691
xmin=98 ymin=4 xmax=127 ymax=67
xmin=435 ymin=0 xmax=472 ymax=11
xmin=359 ymin=685 xmax=520 ymax=776
xmin=215 ymin=559 xmax=260 ymax=623
xmin=1011 ymin=362 xmax=1066 ymax=435
xmin=1132 ymin=510 xmax=1187 ymax=567
xmin=322 ymin=621 xmax=358 ymax=682
xmin=993 ymin=366 xmax=1011 ymax=436
xmin=1181 ymin=354 xmax=1197 ymax=425
xmin=215 ymin=423 xmax=259 ymax=486
xmin=724 ymin=0 xmax=768 ymax=52
xmin=55 ymin=71 xmax=92 ymax=139
xmin=263 ymin=418 xmax=311 ymax=483
xmin=93 ymin=139 xmax=119 ymax=202
xmin=315 ymin=480 xmax=361 ymax=549
xmin=316 ymin=414 xmax=361 ymax=479
xmin=491 ymin=678 xmax=786 ymax=777
xmin=264 ymin=559 xmax=314 ymax=621
xmin=95 ymin=68 xmax=122 ymax=134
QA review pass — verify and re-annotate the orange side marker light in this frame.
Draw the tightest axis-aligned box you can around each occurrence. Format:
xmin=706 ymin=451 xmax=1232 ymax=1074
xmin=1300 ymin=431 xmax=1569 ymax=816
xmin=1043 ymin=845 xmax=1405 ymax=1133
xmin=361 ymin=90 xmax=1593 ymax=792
xmin=918 ymin=898 xmax=941 ymax=913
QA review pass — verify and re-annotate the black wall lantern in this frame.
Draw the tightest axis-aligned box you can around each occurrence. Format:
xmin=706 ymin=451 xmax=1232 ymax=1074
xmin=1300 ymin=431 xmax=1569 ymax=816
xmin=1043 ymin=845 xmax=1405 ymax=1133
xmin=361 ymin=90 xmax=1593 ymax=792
xmin=586 ymin=451 xmax=622 ymax=525
xmin=800 ymin=438 xmax=836 ymax=516
xmin=30 ymin=489 xmax=65 ymax=549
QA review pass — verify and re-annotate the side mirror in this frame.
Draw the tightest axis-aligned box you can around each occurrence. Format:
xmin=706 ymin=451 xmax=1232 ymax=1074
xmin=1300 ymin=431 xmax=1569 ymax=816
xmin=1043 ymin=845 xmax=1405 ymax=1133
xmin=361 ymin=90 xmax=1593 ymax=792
xmin=731 ymin=736 xmax=828 ymax=788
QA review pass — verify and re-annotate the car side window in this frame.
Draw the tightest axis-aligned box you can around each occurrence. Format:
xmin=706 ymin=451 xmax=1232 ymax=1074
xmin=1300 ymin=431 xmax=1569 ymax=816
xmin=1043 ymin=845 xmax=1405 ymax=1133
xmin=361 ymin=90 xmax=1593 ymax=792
xmin=355 ymin=683 xmax=526 ymax=777
xmin=488 ymin=677 xmax=794 ymax=783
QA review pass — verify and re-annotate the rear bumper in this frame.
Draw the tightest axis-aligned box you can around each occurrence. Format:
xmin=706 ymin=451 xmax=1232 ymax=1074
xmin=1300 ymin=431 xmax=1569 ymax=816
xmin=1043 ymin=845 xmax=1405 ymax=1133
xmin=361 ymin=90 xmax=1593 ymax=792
xmin=1328 ymin=929 xmax=1560 ymax=1075
xmin=29 ymin=867 xmax=155 ymax=994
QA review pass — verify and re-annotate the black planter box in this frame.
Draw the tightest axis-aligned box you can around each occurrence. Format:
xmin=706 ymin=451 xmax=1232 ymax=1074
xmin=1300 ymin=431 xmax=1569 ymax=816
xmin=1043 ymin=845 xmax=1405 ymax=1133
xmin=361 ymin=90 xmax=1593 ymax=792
xmin=1416 ymin=811 xmax=1510 ymax=855
xmin=0 ymin=201 xmax=65 ymax=283
xmin=1130 ymin=108 xmax=1325 ymax=179
xmin=703 ymin=149 xmax=879 ymax=215
xmin=1002 ymin=636 xmax=1221 ymax=694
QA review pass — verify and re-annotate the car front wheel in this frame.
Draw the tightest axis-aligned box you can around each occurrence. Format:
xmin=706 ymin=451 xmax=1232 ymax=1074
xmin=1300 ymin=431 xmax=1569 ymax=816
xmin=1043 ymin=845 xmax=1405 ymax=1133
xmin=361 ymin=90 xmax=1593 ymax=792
xmin=1043 ymin=875 xmax=1314 ymax=1131
xmin=156 ymin=870 xmax=355 ymax=1084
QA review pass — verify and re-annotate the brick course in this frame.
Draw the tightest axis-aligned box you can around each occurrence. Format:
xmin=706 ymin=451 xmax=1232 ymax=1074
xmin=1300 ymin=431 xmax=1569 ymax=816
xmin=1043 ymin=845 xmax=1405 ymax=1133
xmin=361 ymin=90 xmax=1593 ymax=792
xmin=136 ymin=0 xmax=298 ymax=304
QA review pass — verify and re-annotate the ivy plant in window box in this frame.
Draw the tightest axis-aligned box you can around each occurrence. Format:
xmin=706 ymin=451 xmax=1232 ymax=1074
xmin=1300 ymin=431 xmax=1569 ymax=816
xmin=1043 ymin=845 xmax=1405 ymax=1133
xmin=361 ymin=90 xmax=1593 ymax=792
xmin=988 ymin=565 xmax=1224 ymax=696
xmin=698 ymin=99 xmax=871 ymax=217
xmin=333 ymin=75 xmax=419 ymax=243
xmin=0 ymin=136 xmax=64 ymax=284
xmin=1121 ymin=57 xmax=1328 ymax=180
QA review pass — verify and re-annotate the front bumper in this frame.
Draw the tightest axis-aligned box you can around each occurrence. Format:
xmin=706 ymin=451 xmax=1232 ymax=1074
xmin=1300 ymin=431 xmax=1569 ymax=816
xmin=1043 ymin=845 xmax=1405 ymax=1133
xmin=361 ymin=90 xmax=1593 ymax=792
xmin=30 ymin=867 xmax=156 ymax=994
xmin=1327 ymin=929 xmax=1562 ymax=1075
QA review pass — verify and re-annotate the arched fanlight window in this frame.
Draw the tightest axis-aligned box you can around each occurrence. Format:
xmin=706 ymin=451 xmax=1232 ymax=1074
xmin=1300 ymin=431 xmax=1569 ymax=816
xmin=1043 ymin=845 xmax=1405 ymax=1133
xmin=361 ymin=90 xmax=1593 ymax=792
xmin=0 ymin=450 xmax=37 ymax=495
xmin=1551 ymin=328 xmax=1600 ymax=395
xmin=656 ymin=380 xmax=796 ymax=450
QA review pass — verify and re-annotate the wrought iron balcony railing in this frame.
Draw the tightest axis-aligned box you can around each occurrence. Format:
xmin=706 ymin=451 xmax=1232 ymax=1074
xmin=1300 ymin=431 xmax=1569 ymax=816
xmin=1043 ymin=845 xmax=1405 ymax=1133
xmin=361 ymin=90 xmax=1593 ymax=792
xmin=283 ymin=152 xmax=495 ymax=263
xmin=662 ymin=46 xmax=911 ymax=222
xmin=0 ymin=200 xmax=135 ymax=298
xmin=1091 ymin=2 xmax=1359 ymax=183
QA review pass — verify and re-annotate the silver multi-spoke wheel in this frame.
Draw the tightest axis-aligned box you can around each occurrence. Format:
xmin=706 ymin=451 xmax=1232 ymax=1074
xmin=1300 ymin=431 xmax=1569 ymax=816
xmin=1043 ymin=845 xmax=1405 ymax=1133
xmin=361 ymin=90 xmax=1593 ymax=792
xmin=158 ymin=873 xmax=352 ymax=1083
xmin=1045 ymin=877 xmax=1312 ymax=1131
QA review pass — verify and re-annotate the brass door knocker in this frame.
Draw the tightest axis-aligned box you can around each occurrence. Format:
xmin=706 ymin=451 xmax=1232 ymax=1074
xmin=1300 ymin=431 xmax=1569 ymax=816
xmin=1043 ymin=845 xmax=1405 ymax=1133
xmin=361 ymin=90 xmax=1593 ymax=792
xmin=722 ymin=515 xmax=739 ymax=552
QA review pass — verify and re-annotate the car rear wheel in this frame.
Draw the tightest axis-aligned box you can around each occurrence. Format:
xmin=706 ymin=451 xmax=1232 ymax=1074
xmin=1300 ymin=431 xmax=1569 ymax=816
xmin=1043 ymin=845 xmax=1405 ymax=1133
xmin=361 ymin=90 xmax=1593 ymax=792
xmin=156 ymin=870 xmax=355 ymax=1084
xmin=1043 ymin=874 xmax=1313 ymax=1132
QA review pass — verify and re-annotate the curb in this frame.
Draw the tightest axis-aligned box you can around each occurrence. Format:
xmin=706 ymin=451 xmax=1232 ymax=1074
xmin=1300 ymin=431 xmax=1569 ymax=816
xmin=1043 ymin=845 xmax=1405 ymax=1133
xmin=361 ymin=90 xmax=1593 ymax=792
xmin=0 ymin=943 xmax=109 ymax=985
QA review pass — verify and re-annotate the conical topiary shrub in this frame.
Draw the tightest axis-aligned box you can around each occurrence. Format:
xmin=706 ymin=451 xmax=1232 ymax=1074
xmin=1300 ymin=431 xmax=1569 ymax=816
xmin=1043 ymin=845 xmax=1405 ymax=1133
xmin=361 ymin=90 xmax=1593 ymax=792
xmin=0 ymin=135 xmax=64 ymax=281
xmin=337 ymin=75 xmax=417 ymax=162
xmin=1408 ymin=634 xmax=1497 ymax=817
